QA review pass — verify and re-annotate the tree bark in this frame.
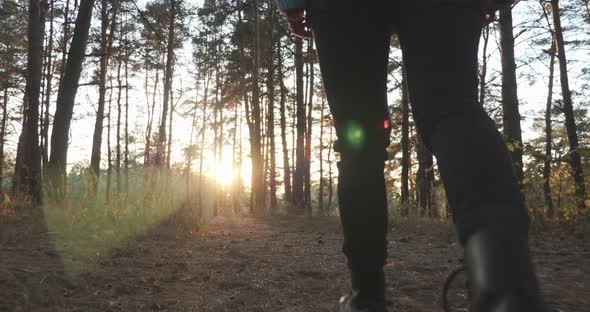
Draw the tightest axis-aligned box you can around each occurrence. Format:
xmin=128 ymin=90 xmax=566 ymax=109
xmin=187 ymin=75 xmax=199 ymax=196
xmin=167 ymin=74 xmax=175 ymax=169
xmin=292 ymin=37 xmax=305 ymax=213
xmin=327 ymin=117 xmax=334 ymax=210
xmin=90 ymin=0 xmax=118 ymax=186
xmin=106 ymin=75 xmax=113 ymax=202
xmin=479 ymin=25 xmax=489 ymax=107
xmin=124 ymin=28 xmax=129 ymax=194
xmin=48 ymin=0 xmax=95 ymax=193
xmin=277 ymin=43 xmax=292 ymax=205
xmin=544 ymin=42 xmax=556 ymax=217
xmin=116 ymin=41 xmax=123 ymax=194
xmin=499 ymin=8 xmax=525 ymax=189
xmin=267 ymin=3 xmax=277 ymax=211
xmin=155 ymin=0 xmax=175 ymax=167
xmin=42 ymin=0 xmax=55 ymax=168
xmin=416 ymin=136 xmax=434 ymax=217
xmin=144 ymin=57 xmax=160 ymax=166
xmin=550 ymin=0 xmax=587 ymax=214
xmin=318 ymin=97 xmax=325 ymax=213
xmin=198 ymin=72 xmax=211 ymax=211
xmin=0 ymin=89 xmax=8 ymax=196
xmin=57 ymin=0 xmax=70 ymax=87
xmin=250 ymin=0 xmax=264 ymax=214
xmin=304 ymin=39 xmax=313 ymax=215
xmin=14 ymin=0 xmax=47 ymax=204
xmin=400 ymin=70 xmax=410 ymax=214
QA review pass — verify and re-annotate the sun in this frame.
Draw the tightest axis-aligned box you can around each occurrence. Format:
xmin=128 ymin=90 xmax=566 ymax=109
xmin=215 ymin=163 xmax=235 ymax=186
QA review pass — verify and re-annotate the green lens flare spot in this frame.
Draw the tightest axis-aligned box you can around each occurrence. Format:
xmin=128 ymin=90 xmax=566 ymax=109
xmin=345 ymin=122 xmax=365 ymax=150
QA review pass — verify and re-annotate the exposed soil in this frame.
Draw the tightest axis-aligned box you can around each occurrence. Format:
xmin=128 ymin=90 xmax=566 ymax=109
xmin=1 ymin=215 xmax=588 ymax=311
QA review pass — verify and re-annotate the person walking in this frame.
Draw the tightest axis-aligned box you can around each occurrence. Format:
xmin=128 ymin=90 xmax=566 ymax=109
xmin=276 ymin=0 xmax=552 ymax=311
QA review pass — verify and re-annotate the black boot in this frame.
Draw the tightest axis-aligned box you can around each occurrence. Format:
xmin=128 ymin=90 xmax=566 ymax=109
xmin=464 ymin=229 xmax=551 ymax=312
xmin=339 ymin=268 xmax=388 ymax=312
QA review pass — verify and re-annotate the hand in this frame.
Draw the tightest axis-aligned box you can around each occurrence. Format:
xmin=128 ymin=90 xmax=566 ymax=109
xmin=284 ymin=8 xmax=312 ymax=39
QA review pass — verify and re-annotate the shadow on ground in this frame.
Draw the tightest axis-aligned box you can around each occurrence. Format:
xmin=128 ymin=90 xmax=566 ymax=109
xmin=1 ymin=213 xmax=588 ymax=311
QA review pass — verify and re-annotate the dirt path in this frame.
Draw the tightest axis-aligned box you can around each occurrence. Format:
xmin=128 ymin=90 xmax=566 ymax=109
xmin=1 ymin=216 xmax=588 ymax=311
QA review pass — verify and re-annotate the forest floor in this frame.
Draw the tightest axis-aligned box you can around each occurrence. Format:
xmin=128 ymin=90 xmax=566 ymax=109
xmin=1 ymin=213 xmax=589 ymax=312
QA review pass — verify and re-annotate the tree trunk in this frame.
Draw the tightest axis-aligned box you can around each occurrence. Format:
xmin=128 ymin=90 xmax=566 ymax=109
xmin=550 ymin=0 xmax=586 ymax=214
xmin=145 ymin=59 xmax=160 ymax=167
xmin=0 ymin=89 xmax=8 ymax=196
xmin=292 ymin=37 xmax=305 ymax=213
xmin=250 ymin=0 xmax=264 ymax=214
xmin=48 ymin=0 xmax=95 ymax=193
xmin=187 ymin=75 xmax=199 ymax=196
xmin=304 ymin=39 xmax=313 ymax=215
xmin=17 ymin=0 xmax=46 ymax=194
xmin=167 ymin=76 xmax=175 ymax=169
xmin=212 ymin=69 xmax=219 ymax=216
xmin=544 ymin=41 xmax=556 ymax=218
xmin=42 ymin=0 xmax=55 ymax=168
xmin=479 ymin=25 xmax=489 ymax=107
xmin=124 ymin=30 xmax=129 ymax=194
xmin=14 ymin=0 xmax=47 ymax=204
xmin=90 ymin=0 xmax=118 ymax=187
xmin=318 ymin=97 xmax=326 ymax=213
xmin=499 ymin=8 xmax=524 ymax=189
xmin=277 ymin=39 xmax=291 ymax=203
xmin=116 ymin=44 xmax=122 ymax=194
xmin=236 ymin=0 xmax=254 ymax=213
xmin=198 ymin=72 xmax=211 ymax=211
xmin=327 ymin=118 xmax=334 ymax=210
xmin=400 ymin=70 xmax=410 ymax=214
xmin=57 ymin=0 xmax=70 ymax=87
xmin=106 ymin=76 xmax=113 ymax=202
xmin=267 ymin=4 xmax=277 ymax=211
xmin=416 ymin=136 xmax=434 ymax=217
xmin=155 ymin=0 xmax=175 ymax=167
xmin=232 ymin=97 xmax=240 ymax=213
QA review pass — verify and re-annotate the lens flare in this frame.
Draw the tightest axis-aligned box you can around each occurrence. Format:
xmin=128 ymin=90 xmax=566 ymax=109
xmin=345 ymin=121 xmax=365 ymax=150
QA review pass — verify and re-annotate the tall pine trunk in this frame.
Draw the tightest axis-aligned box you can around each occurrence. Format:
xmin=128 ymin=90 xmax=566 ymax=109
xmin=144 ymin=59 xmax=160 ymax=166
xmin=292 ymin=37 xmax=305 ymax=213
xmin=400 ymin=71 xmax=410 ymax=214
xmin=90 ymin=0 xmax=118 ymax=188
xmin=267 ymin=4 xmax=277 ymax=211
xmin=41 ymin=0 xmax=55 ymax=168
xmin=304 ymin=39 xmax=313 ymax=215
xmin=106 ymin=77 xmax=113 ymax=202
xmin=479 ymin=25 xmax=489 ymax=106
xmin=327 ymin=118 xmax=334 ymax=210
xmin=116 ymin=44 xmax=122 ymax=194
xmin=416 ymin=137 xmax=434 ymax=217
xmin=124 ymin=32 xmax=129 ymax=194
xmin=277 ymin=39 xmax=291 ymax=202
xmin=499 ymin=8 xmax=525 ymax=189
xmin=544 ymin=42 xmax=556 ymax=217
xmin=187 ymin=75 xmax=199 ymax=196
xmin=198 ymin=72 xmax=211 ymax=211
xmin=550 ymin=0 xmax=587 ymax=214
xmin=155 ymin=0 xmax=175 ymax=167
xmin=167 ymin=84 xmax=174 ymax=169
xmin=0 ymin=89 xmax=8 ymax=196
xmin=48 ymin=0 xmax=95 ymax=194
xmin=14 ymin=0 xmax=46 ymax=204
xmin=318 ymin=97 xmax=326 ymax=213
xmin=250 ymin=0 xmax=264 ymax=214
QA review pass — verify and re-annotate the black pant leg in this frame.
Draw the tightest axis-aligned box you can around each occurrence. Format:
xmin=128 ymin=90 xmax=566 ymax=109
xmin=397 ymin=4 xmax=529 ymax=245
xmin=309 ymin=4 xmax=392 ymax=272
